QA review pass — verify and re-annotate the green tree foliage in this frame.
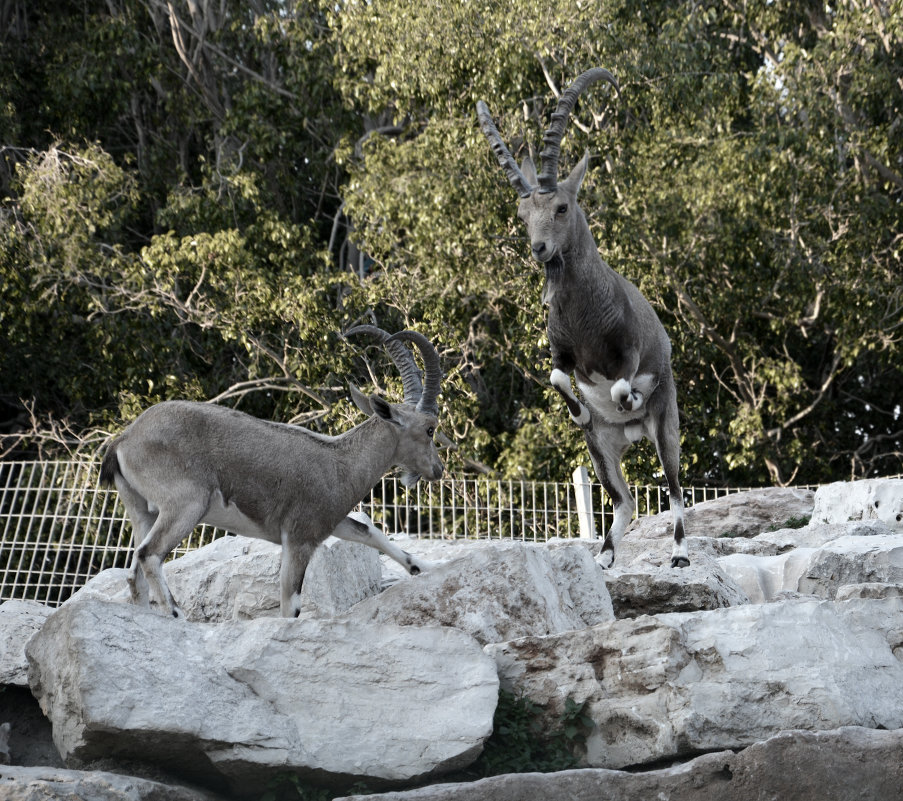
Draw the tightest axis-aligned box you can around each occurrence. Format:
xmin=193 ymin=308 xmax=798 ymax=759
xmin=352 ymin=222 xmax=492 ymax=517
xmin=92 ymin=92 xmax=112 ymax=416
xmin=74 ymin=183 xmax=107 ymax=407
xmin=1 ymin=0 xmax=900 ymax=485
xmin=333 ymin=0 xmax=903 ymax=484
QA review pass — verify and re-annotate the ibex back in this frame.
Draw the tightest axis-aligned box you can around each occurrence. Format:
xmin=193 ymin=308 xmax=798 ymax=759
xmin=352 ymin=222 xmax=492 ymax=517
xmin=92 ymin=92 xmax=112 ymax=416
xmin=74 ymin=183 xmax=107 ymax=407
xmin=478 ymin=68 xmax=689 ymax=568
xmin=101 ymin=326 xmax=445 ymax=618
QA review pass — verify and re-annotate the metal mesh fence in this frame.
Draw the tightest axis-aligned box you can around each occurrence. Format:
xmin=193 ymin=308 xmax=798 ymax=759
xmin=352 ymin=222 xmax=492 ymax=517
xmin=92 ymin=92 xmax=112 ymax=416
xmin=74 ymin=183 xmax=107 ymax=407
xmin=1 ymin=459 xmax=755 ymax=607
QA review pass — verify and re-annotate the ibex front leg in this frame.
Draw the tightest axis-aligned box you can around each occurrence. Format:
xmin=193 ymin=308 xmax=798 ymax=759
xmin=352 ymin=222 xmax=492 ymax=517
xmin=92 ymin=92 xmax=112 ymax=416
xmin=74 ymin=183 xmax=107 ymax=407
xmin=280 ymin=533 xmax=318 ymax=618
xmin=551 ymin=369 xmax=591 ymax=428
xmin=333 ymin=512 xmax=434 ymax=575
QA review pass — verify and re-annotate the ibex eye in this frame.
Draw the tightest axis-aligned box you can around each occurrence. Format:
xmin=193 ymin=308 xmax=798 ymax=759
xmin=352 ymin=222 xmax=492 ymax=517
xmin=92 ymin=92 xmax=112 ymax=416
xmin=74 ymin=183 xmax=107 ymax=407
xmin=556 ymin=204 xmax=568 ymax=215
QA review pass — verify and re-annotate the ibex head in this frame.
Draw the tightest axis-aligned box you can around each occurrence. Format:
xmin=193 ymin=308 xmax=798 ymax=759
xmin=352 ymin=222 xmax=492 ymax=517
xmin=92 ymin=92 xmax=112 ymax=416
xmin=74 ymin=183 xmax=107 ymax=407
xmin=344 ymin=325 xmax=443 ymax=485
xmin=477 ymin=68 xmax=619 ymax=271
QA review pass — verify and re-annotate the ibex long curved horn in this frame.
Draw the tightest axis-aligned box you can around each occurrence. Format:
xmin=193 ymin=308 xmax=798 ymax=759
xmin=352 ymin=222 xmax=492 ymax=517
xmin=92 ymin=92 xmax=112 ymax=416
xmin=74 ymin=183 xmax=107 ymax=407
xmin=476 ymin=100 xmax=535 ymax=198
xmin=537 ymin=67 xmax=619 ymax=193
xmin=344 ymin=325 xmax=423 ymax=406
xmin=386 ymin=330 xmax=442 ymax=415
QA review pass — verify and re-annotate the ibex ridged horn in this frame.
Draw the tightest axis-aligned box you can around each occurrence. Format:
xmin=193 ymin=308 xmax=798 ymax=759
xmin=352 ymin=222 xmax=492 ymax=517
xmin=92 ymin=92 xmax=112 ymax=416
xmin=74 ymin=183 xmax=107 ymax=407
xmin=537 ymin=67 xmax=619 ymax=193
xmin=386 ymin=330 xmax=442 ymax=415
xmin=344 ymin=325 xmax=423 ymax=406
xmin=476 ymin=100 xmax=534 ymax=198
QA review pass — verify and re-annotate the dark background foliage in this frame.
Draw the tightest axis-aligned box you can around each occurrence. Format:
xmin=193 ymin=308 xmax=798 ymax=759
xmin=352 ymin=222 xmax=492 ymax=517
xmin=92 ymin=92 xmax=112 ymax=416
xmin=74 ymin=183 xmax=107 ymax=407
xmin=1 ymin=0 xmax=901 ymax=486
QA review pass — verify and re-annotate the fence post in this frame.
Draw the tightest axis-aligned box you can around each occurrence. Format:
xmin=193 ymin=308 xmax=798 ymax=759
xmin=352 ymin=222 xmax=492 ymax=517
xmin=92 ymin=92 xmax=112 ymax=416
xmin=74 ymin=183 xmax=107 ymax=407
xmin=572 ymin=466 xmax=595 ymax=539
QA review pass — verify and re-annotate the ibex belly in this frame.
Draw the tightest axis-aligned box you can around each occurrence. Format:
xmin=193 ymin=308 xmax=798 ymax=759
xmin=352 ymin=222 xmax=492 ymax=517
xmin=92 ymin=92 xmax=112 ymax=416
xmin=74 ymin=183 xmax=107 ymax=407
xmin=203 ymin=490 xmax=273 ymax=542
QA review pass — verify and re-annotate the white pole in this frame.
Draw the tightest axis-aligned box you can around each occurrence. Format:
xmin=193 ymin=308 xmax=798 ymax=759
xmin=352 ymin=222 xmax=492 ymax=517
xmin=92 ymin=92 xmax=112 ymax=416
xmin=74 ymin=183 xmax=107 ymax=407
xmin=572 ymin=466 xmax=595 ymax=539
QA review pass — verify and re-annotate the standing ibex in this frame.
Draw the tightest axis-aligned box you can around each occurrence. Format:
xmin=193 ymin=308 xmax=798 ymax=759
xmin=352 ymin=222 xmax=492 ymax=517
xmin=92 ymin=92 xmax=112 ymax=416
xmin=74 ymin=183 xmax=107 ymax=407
xmin=100 ymin=326 xmax=444 ymax=618
xmin=477 ymin=68 xmax=689 ymax=568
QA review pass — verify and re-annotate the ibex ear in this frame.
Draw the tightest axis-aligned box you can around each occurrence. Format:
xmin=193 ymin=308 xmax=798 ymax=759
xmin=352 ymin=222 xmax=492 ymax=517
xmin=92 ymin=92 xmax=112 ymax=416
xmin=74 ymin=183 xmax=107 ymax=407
xmin=560 ymin=151 xmax=589 ymax=195
xmin=349 ymin=383 xmax=373 ymax=414
xmin=520 ymin=155 xmax=538 ymax=187
xmin=369 ymin=394 xmax=400 ymax=425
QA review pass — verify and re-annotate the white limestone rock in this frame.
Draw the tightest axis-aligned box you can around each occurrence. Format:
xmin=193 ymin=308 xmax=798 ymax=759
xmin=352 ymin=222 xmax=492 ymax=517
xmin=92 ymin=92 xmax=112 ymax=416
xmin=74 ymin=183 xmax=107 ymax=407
xmin=332 ymin=726 xmax=903 ymax=801
xmin=595 ymin=487 xmax=816 ymax=571
xmin=811 ymin=479 xmax=903 ymax=530
xmin=25 ymin=600 xmax=498 ymax=795
xmin=486 ymin=598 xmax=903 ymax=770
xmin=712 ymin=519 xmax=895 ymax=558
xmin=66 ymin=567 xmax=133 ymax=605
xmin=604 ymin=558 xmax=750 ymax=617
xmin=344 ymin=541 xmax=614 ymax=645
xmin=836 ymin=582 xmax=903 ymax=601
xmin=0 ymin=600 xmax=52 ymax=687
xmin=623 ymin=487 xmax=815 ymax=546
xmin=717 ymin=549 xmax=818 ymax=603
xmin=547 ymin=542 xmax=615 ymax=623
xmin=0 ymin=764 xmax=225 ymax=801
xmin=720 ymin=533 xmax=903 ymax=602
xmin=66 ymin=534 xmax=383 ymax=622
xmin=797 ymin=534 xmax=903 ymax=598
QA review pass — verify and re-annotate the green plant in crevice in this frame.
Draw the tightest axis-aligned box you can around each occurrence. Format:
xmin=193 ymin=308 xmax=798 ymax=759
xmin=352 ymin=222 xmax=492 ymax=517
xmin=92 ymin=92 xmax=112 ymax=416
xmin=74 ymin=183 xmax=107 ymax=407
xmin=767 ymin=514 xmax=811 ymax=531
xmin=259 ymin=773 xmax=331 ymax=801
xmin=468 ymin=689 xmax=594 ymax=777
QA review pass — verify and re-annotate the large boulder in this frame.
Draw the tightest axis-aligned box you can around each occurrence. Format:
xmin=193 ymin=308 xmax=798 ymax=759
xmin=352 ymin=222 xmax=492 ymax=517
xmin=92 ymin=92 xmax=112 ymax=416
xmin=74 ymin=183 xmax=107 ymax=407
xmin=67 ymin=534 xmax=383 ymax=622
xmin=343 ymin=541 xmax=613 ymax=645
xmin=797 ymin=534 xmax=903 ymax=598
xmin=713 ymin=519 xmax=895 ymax=557
xmin=719 ymin=531 xmax=903 ymax=602
xmin=836 ymin=582 xmax=903 ymax=601
xmin=332 ymin=727 xmax=903 ymax=801
xmin=486 ymin=597 xmax=903 ymax=770
xmin=811 ymin=479 xmax=903 ymax=530
xmin=603 ymin=559 xmax=749 ymax=618
xmin=717 ymin=549 xmax=818 ymax=603
xmin=594 ymin=488 xmax=817 ymax=585
xmin=0 ymin=600 xmax=52 ymax=686
xmin=25 ymin=600 xmax=499 ymax=796
xmin=617 ymin=487 xmax=816 ymax=560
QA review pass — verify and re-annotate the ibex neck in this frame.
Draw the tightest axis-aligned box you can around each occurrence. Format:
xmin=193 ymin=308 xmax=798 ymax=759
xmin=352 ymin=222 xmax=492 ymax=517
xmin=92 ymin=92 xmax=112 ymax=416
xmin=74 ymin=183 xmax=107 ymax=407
xmin=328 ymin=416 xmax=398 ymax=511
xmin=547 ymin=218 xmax=612 ymax=287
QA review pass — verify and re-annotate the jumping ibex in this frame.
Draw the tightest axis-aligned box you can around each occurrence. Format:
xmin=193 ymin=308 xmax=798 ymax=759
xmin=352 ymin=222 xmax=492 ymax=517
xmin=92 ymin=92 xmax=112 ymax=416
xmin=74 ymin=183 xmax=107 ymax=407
xmin=477 ymin=68 xmax=689 ymax=568
xmin=100 ymin=326 xmax=444 ymax=618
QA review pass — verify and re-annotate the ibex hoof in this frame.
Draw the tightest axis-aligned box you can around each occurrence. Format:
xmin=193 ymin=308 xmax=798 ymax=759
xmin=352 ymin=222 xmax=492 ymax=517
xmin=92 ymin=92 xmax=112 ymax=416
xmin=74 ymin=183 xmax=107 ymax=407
xmin=611 ymin=380 xmax=643 ymax=413
xmin=611 ymin=378 xmax=631 ymax=406
xmin=596 ymin=548 xmax=615 ymax=570
xmin=671 ymin=556 xmax=690 ymax=568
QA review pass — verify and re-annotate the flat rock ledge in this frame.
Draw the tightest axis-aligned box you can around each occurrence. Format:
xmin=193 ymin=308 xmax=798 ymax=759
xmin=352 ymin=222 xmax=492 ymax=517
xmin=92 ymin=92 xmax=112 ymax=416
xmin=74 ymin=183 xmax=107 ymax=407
xmin=25 ymin=600 xmax=499 ymax=797
xmin=0 ymin=764 xmax=225 ymax=801
xmin=333 ymin=727 xmax=903 ymax=801
xmin=487 ymin=597 xmax=903 ymax=769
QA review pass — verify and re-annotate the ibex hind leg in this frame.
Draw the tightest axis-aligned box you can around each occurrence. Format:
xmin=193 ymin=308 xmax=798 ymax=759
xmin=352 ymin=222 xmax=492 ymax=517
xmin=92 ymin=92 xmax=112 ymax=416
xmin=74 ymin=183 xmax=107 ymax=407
xmin=132 ymin=500 xmax=205 ymax=618
xmin=585 ymin=426 xmax=632 ymax=569
xmin=648 ymin=396 xmax=689 ymax=568
xmin=112 ymin=476 xmax=158 ymax=609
